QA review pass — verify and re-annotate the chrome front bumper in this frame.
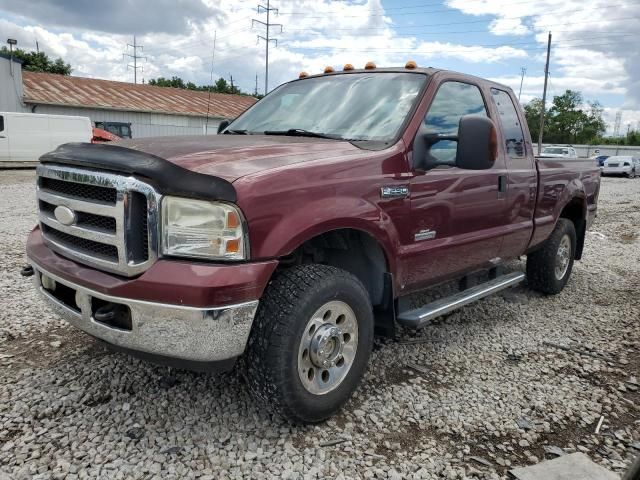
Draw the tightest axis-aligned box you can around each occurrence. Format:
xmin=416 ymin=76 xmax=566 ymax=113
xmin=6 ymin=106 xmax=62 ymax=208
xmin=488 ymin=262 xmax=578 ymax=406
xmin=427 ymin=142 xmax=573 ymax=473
xmin=31 ymin=263 xmax=259 ymax=363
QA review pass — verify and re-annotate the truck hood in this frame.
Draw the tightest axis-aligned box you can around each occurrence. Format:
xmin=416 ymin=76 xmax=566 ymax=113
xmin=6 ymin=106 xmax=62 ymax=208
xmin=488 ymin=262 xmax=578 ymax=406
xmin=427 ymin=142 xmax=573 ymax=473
xmin=116 ymin=135 xmax=364 ymax=182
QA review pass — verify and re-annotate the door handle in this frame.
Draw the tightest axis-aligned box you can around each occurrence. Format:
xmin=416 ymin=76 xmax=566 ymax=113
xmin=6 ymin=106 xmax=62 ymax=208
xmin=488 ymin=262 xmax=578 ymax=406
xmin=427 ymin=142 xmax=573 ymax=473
xmin=498 ymin=175 xmax=507 ymax=194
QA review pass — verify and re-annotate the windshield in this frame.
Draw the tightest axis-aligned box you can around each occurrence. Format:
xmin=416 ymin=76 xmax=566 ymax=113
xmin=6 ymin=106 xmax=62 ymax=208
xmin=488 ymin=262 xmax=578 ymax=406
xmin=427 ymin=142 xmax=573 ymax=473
xmin=542 ymin=147 xmax=568 ymax=154
xmin=229 ymin=72 xmax=427 ymax=142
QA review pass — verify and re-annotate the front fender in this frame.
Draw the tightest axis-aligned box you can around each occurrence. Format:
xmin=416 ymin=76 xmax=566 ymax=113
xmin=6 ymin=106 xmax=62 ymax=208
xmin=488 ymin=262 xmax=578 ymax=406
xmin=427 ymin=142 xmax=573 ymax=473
xmin=250 ymin=196 xmax=400 ymax=274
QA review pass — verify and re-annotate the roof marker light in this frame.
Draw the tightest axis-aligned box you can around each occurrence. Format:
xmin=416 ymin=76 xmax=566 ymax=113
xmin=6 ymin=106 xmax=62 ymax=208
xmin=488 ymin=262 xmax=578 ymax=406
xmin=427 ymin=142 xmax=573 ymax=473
xmin=364 ymin=61 xmax=376 ymax=70
xmin=324 ymin=66 xmax=335 ymax=73
xmin=405 ymin=60 xmax=417 ymax=69
xmin=343 ymin=63 xmax=354 ymax=71
xmin=299 ymin=71 xmax=309 ymax=79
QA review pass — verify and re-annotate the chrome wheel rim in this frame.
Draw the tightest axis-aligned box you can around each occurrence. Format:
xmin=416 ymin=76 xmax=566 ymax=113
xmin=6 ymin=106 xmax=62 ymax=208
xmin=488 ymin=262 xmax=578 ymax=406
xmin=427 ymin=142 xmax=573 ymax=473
xmin=555 ymin=234 xmax=572 ymax=280
xmin=297 ymin=300 xmax=358 ymax=395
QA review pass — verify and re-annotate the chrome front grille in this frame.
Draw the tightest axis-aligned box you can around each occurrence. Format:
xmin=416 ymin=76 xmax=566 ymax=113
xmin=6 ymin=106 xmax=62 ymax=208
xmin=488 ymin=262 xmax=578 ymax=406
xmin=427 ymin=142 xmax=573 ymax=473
xmin=36 ymin=164 xmax=160 ymax=277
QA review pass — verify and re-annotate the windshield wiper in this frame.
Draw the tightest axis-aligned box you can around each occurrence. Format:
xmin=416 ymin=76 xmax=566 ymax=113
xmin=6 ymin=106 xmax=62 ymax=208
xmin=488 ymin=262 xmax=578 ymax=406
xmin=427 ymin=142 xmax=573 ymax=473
xmin=263 ymin=129 xmax=342 ymax=140
xmin=224 ymin=129 xmax=249 ymax=135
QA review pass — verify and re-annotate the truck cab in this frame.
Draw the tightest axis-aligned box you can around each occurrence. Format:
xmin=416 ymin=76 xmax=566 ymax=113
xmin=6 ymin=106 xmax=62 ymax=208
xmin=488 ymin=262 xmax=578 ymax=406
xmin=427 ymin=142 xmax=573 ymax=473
xmin=26 ymin=63 xmax=600 ymax=423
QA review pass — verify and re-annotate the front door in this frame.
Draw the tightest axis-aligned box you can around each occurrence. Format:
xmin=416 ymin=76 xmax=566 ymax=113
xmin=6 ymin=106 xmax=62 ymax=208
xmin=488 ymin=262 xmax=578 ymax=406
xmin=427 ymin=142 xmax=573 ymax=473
xmin=402 ymin=80 xmax=509 ymax=290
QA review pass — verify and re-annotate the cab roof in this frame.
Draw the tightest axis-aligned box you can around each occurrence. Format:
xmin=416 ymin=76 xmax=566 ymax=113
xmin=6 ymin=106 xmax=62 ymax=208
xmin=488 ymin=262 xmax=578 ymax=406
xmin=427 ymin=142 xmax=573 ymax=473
xmin=296 ymin=66 xmax=514 ymax=94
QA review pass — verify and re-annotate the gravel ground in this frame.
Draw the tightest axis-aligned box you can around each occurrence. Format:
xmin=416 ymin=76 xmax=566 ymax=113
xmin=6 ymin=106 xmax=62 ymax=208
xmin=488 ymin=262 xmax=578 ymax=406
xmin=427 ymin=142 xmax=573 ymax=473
xmin=1 ymin=169 xmax=638 ymax=479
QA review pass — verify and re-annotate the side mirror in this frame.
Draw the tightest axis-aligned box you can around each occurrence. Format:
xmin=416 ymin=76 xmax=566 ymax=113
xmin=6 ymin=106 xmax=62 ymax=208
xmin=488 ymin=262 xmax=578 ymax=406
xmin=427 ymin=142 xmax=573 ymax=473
xmin=217 ymin=119 xmax=231 ymax=134
xmin=455 ymin=115 xmax=498 ymax=170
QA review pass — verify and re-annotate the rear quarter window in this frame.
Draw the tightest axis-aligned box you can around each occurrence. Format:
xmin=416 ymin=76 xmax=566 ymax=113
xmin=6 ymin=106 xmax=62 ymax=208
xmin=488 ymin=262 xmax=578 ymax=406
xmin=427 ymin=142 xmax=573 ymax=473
xmin=491 ymin=88 xmax=525 ymax=158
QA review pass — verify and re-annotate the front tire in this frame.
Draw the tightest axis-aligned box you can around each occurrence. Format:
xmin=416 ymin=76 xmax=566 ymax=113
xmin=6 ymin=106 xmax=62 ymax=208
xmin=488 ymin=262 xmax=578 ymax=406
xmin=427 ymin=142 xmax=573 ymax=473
xmin=526 ymin=218 xmax=576 ymax=294
xmin=245 ymin=264 xmax=374 ymax=423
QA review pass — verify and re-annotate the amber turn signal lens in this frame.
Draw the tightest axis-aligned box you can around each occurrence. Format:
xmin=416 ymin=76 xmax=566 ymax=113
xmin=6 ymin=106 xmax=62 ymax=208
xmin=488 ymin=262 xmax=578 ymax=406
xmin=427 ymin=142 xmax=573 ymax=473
xmin=226 ymin=211 xmax=240 ymax=229
xmin=405 ymin=60 xmax=417 ymax=69
xmin=343 ymin=63 xmax=354 ymax=71
xmin=299 ymin=71 xmax=308 ymax=79
xmin=324 ymin=66 xmax=335 ymax=73
xmin=364 ymin=61 xmax=376 ymax=70
xmin=225 ymin=238 xmax=241 ymax=254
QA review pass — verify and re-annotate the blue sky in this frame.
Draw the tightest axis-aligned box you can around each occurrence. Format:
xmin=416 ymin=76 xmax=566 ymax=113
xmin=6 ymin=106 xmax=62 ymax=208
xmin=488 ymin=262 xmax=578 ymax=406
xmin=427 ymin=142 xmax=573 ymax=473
xmin=1 ymin=0 xmax=638 ymax=132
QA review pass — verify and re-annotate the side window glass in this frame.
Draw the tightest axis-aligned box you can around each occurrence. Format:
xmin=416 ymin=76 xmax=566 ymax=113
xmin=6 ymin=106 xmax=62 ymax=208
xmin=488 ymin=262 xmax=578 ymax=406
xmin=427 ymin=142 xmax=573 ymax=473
xmin=0 ymin=115 xmax=4 ymax=132
xmin=491 ymin=88 xmax=525 ymax=158
xmin=424 ymin=82 xmax=487 ymax=165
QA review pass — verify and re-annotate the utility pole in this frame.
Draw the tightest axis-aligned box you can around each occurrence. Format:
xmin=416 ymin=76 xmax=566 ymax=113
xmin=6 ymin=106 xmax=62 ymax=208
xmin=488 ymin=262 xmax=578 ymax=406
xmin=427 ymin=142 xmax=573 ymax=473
xmin=254 ymin=73 xmax=258 ymax=96
xmin=537 ymin=32 xmax=551 ymax=156
xmin=123 ymin=35 xmax=146 ymax=84
xmin=518 ymin=67 xmax=526 ymax=101
xmin=205 ymin=30 xmax=217 ymax=135
xmin=229 ymin=74 xmax=235 ymax=93
xmin=35 ymin=40 xmax=39 ymax=54
xmin=253 ymin=0 xmax=282 ymax=95
xmin=6 ymin=38 xmax=17 ymax=76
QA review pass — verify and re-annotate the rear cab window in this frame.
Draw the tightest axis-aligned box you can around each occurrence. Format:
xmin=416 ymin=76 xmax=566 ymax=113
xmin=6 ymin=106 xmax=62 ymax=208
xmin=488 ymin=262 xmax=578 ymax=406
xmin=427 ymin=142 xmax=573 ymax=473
xmin=423 ymin=81 xmax=488 ymax=165
xmin=0 ymin=115 xmax=4 ymax=132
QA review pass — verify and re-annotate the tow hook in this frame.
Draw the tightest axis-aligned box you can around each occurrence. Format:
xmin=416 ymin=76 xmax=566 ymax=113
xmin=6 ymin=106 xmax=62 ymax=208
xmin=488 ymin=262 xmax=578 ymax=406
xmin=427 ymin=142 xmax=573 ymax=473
xmin=93 ymin=303 xmax=132 ymax=331
xmin=20 ymin=265 xmax=34 ymax=277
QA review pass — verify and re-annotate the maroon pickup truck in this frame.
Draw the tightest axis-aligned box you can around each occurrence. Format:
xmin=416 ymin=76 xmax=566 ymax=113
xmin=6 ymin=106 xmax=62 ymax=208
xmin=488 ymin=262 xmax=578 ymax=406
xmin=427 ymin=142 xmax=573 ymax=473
xmin=26 ymin=64 xmax=600 ymax=423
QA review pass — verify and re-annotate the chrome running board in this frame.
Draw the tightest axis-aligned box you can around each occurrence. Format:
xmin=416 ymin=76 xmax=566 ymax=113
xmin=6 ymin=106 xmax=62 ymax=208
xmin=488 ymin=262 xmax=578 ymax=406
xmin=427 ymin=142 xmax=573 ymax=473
xmin=397 ymin=272 xmax=525 ymax=328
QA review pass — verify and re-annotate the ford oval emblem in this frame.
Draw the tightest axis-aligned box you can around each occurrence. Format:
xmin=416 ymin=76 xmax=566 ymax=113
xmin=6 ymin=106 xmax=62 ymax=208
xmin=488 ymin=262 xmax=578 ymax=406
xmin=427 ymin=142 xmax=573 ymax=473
xmin=54 ymin=206 xmax=77 ymax=226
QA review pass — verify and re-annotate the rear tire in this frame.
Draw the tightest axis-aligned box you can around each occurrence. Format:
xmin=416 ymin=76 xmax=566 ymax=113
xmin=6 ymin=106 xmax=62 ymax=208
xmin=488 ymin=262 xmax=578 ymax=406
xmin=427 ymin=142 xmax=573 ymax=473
xmin=245 ymin=264 xmax=374 ymax=423
xmin=526 ymin=218 xmax=576 ymax=295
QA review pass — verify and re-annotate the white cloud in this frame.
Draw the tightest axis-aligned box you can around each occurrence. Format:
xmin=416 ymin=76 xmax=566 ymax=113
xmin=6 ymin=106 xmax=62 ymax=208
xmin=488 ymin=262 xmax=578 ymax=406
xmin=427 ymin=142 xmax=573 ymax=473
xmin=2 ymin=0 xmax=639 ymax=122
xmin=446 ymin=0 xmax=640 ymax=109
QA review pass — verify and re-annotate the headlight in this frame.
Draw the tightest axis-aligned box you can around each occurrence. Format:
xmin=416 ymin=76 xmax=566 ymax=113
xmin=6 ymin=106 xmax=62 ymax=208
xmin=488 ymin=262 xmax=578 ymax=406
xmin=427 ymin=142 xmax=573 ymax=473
xmin=161 ymin=197 xmax=247 ymax=260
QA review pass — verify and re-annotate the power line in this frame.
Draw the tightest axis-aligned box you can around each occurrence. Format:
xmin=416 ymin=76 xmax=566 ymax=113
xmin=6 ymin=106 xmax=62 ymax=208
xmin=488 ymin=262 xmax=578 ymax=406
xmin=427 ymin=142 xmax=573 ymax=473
xmin=277 ymin=0 xmax=580 ymax=15
xmin=253 ymin=0 xmax=282 ymax=95
xmin=277 ymin=39 xmax=637 ymax=55
xmin=279 ymin=0 xmax=628 ymax=18
xmin=123 ymin=35 xmax=146 ymax=84
xmin=284 ymin=14 xmax=640 ymax=32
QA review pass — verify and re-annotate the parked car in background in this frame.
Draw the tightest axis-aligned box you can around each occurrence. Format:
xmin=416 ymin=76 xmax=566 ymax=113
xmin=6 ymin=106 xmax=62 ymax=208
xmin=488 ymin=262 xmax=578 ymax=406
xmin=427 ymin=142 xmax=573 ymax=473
xmin=91 ymin=127 xmax=121 ymax=143
xmin=595 ymin=155 xmax=609 ymax=168
xmin=602 ymin=156 xmax=638 ymax=178
xmin=94 ymin=121 xmax=132 ymax=139
xmin=0 ymin=112 xmax=91 ymax=164
xmin=541 ymin=146 xmax=578 ymax=158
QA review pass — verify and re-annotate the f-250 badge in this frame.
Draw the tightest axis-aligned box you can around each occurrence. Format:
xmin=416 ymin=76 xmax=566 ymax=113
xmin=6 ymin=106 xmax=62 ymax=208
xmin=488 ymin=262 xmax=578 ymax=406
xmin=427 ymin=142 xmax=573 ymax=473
xmin=380 ymin=186 xmax=409 ymax=198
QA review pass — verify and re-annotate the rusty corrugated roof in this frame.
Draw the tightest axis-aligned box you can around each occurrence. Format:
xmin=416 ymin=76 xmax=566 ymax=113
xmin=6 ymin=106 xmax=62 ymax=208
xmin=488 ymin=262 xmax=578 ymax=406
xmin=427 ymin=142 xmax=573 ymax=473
xmin=22 ymin=72 xmax=257 ymax=118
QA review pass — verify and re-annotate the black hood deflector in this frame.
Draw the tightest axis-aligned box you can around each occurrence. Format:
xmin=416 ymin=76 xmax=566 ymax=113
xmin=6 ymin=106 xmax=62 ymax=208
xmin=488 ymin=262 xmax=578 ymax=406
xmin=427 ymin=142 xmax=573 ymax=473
xmin=40 ymin=142 xmax=237 ymax=202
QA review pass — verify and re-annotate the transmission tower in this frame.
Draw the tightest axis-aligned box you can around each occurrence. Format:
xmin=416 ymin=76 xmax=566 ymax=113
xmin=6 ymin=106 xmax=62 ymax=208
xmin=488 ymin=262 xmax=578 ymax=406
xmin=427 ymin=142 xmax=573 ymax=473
xmin=252 ymin=0 xmax=282 ymax=95
xmin=613 ymin=111 xmax=622 ymax=137
xmin=123 ymin=35 xmax=146 ymax=84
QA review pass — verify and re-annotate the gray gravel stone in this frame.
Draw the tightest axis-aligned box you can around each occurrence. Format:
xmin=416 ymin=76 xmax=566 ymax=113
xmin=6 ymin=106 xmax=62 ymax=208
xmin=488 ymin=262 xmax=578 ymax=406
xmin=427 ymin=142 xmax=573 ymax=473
xmin=1 ymin=172 xmax=639 ymax=479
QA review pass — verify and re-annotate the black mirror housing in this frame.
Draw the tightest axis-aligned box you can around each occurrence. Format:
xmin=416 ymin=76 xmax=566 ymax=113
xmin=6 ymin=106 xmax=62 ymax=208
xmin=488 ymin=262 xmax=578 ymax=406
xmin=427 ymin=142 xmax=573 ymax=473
xmin=217 ymin=119 xmax=231 ymax=134
xmin=455 ymin=115 xmax=498 ymax=170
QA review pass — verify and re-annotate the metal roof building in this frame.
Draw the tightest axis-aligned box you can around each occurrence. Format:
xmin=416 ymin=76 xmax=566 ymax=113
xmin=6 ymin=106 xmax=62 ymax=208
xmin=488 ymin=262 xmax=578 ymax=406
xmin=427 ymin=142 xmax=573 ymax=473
xmin=0 ymin=55 xmax=257 ymax=138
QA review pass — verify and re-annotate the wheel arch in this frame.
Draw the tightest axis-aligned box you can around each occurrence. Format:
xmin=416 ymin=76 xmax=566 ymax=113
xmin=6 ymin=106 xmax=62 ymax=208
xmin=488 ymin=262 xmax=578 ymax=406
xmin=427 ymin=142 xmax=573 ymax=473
xmin=558 ymin=195 xmax=587 ymax=260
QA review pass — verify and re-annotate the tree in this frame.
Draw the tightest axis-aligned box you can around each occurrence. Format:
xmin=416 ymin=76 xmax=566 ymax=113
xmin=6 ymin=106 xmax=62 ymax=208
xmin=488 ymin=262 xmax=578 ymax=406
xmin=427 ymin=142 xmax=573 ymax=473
xmin=523 ymin=90 xmax=606 ymax=144
xmin=0 ymin=46 xmax=72 ymax=75
xmin=148 ymin=76 xmax=186 ymax=89
xmin=523 ymin=98 xmax=544 ymax=142
xmin=147 ymin=75 xmax=257 ymax=97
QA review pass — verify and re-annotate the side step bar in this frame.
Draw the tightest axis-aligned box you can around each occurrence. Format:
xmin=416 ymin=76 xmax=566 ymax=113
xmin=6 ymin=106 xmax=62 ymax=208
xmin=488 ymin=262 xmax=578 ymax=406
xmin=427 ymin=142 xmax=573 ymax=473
xmin=397 ymin=272 xmax=525 ymax=328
